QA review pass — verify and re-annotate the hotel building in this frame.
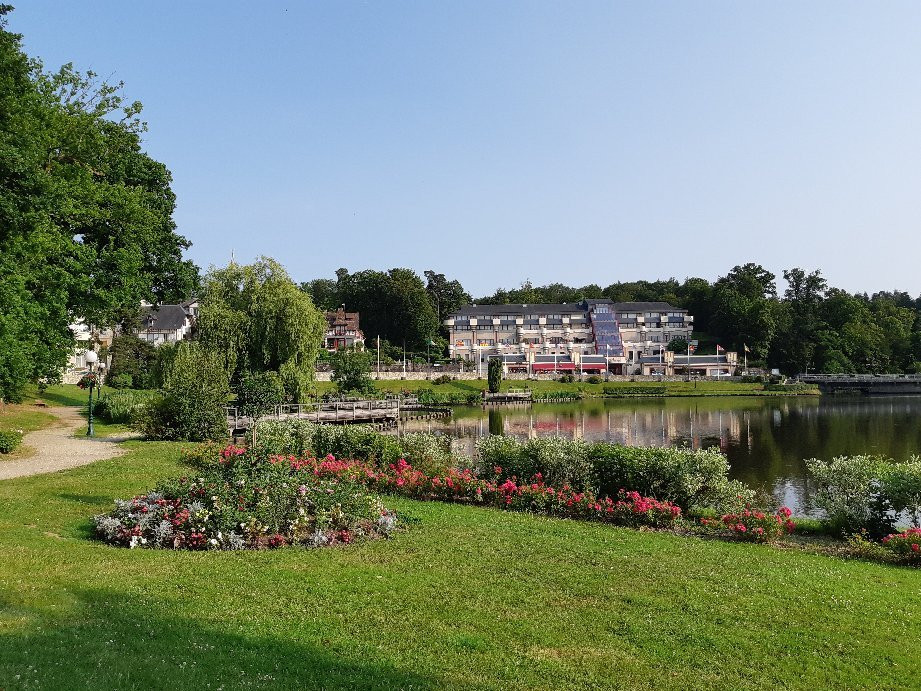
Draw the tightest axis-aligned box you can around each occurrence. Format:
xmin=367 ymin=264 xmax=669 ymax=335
xmin=444 ymin=300 xmax=702 ymax=375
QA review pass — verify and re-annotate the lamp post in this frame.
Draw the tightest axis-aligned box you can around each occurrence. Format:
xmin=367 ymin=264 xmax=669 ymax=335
xmin=85 ymin=350 xmax=98 ymax=437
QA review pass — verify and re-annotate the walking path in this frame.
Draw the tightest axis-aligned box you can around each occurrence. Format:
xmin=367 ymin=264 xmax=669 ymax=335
xmin=0 ymin=406 xmax=134 ymax=481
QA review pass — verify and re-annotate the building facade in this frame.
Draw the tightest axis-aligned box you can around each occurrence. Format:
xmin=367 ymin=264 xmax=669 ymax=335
xmin=324 ymin=309 xmax=365 ymax=351
xmin=444 ymin=300 xmax=695 ymax=375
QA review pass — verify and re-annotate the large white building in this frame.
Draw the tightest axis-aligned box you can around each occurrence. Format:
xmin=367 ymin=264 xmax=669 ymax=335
xmin=445 ymin=300 xmax=696 ymax=375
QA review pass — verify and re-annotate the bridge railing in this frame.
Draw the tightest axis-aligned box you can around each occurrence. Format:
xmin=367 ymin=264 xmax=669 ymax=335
xmin=798 ymin=374 xmax=921 ymax=382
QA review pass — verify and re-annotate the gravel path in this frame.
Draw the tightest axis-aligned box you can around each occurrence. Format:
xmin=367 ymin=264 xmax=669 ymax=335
xmin=0 ymin=406 xmax=135 ymax=481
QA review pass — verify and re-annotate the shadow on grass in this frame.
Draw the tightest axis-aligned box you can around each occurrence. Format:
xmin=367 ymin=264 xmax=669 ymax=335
xmin=0 ymin=588 xmax=439 ymax=689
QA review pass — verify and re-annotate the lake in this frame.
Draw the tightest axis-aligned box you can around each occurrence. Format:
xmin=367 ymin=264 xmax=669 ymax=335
xmin=400 ymin=395 xmax=921 ymax=515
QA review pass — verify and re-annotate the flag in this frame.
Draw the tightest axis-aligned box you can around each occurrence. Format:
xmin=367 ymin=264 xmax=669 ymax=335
xmin=716 ymin=344 xmax=724 ymax=353
xmin=744 ymin=344 xmax=751 ymax=353
xmin=688 ymin=345 xmax=696 ymax=354
xmin=429 ymin=340 xmax=437 ymax=346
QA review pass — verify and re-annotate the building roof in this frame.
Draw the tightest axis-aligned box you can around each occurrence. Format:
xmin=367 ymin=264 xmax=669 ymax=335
xmin=139 ymin=304 xmax=189 ymax=333
xmin=448 ymin=300 xmax=687 ymax=319
xmin=325 ymin=309 xmax=361 ymax=330
xmin=449 ymin=303 xmax=586 ymax=317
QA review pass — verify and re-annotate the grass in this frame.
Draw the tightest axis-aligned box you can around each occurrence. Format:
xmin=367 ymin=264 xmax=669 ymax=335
xmin=0 ymin=405 xmax=58 ymax=460
xmin=2 ymin=438 xmax=921 ymax=688
xmin=316 ymin=378 xmax=817 ymax=399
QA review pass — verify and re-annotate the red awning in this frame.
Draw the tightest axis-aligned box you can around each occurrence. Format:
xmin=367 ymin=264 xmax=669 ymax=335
xmin=531 ymin=363 xmax=575 ymax=371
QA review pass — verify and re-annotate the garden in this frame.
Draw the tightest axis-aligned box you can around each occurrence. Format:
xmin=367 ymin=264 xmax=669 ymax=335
xmin=92 ymin=419 xmax=921 ymax=566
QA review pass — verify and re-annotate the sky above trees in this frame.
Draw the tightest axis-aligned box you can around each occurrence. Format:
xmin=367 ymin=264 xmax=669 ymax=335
xmin=9 ymin=1 xmax=921 ymax=297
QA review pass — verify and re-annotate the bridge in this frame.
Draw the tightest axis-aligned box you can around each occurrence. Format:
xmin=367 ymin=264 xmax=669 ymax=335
xmin=798 ymin=374 xmax=921 ymax=395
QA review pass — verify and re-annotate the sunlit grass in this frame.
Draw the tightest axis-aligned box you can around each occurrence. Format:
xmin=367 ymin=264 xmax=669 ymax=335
xmin=0 ymin=438 xmax=919 ymax=689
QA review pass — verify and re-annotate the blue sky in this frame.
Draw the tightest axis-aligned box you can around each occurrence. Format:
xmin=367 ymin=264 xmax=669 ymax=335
xmin=10 ymin=1 xmax=921 ymax=296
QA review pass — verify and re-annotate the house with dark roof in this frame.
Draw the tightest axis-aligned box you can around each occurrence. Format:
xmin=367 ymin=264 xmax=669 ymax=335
xmin=445 ymin=299 xmax=696 ymax=375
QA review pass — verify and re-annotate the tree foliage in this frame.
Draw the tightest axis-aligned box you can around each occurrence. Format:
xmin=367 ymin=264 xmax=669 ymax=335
xmin=487 ymin=358 xmax=503 ymax=394
xmin=331 ymin=348 xmax=375 ymax=395
xmin=197 ymin=258 xmax=326 ymax=401
xmin=136 ymin=342 xmax=229 ymax=442
xmin=0 ymin=8 xmax=197 ymax=401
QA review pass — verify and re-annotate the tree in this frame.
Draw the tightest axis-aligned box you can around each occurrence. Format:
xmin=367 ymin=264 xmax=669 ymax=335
xmin=667 ymin=337 xmax=689 ymax=353
xmin=136 ymin=342 xmax=229 ymax=441
xmin=197 ymin=258 xmax=326 ymax=401
xmin=335 ymin=268 xmax=439 ymax=353
xmin=331 ymin=348 xmax=375 ymax=395
xmin=299 ymin=278 xmax=339 ymax=311
xmin=487 ymin=358 xmax=503 ymax=393
xmin=772 ymin=268 xmax=827 ymax=374
xmin=424 ymin=270 xmax=471 ymax=325
xmin=0 ymin=8 xmax=197 ymax=401
xmin=236 ymin=371 xmax=285 ymax=418
xmin=106 ymin=334 xmax=158 ymax=389
xmin=710 ymin=264 xmax=779 ymax=360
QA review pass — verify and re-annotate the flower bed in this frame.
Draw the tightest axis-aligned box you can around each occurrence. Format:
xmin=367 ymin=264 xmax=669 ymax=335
xmin=881 ymin=528 xmax=921 ymax=564
xmin=94 ymin=450 xmax=397 ymax=550
xmin=700 ymin=507 xmax=795 ymax=542
xmin=185 ymin=447 xmax=684 ymax=531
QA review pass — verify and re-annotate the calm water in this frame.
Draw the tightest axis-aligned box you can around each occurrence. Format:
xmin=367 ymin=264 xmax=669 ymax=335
xmin=401 ymin=396 xmax=921 ymax=515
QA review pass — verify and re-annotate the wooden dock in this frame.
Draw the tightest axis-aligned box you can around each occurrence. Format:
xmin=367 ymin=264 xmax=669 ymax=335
xmin=483 ymin=388 xmax=532 ymax=404
xmin=226 ymin=400 xmax=402 ymax=432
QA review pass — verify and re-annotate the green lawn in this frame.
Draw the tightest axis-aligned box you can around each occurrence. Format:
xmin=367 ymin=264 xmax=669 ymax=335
xmin=316 ymin=378 xmax=813 ymax=398
xmin=1 ymin=439 xmax=920 ymax=689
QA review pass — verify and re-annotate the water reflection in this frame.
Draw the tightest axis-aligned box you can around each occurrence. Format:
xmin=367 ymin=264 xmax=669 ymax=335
xmin=401 ymin=396 xmax=921 ymax=515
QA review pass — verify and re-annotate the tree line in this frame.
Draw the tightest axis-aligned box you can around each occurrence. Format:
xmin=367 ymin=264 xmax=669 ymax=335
xmin=303 ymin=262 xmax=921 ymax=375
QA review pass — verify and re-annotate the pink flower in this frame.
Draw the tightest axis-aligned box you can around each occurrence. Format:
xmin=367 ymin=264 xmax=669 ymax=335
xmin=912 ymin=543 xmax=920 ymax=553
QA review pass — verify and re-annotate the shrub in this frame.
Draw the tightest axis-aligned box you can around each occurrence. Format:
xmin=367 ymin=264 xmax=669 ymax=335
xmin=244 ymin=419 xmax=451 ymax=473
xmin=585 ymin=375 xmax=603 ymax=385
xmin=93 ymin=452 xmax=396 ymax=550
xmin=331 ymin=348 xmax=375 ymax=395
xmin=881 ymin=457 xmax=921 ymax=528
xmin=806 ymin=455 xmax=892 ymax=537
xmin=106 ymin=373 xmax=134 ymax=389
xmin=134 ymin=343 xmax=230 ymax=441
xmin=432 ymin=374 xmax=453 ymax=385
xmin=558 ymin=374 xmax=575 ymax=383
xmin=416 ymin=388 xmax=482 ymax=406
xmin=236 ymin=370 xmax=285 ymax=418
xmin=477 ymin=436 xmax=594 ymax=492
xmin=96 ymin=389 xmax=159 ymax=424
xmin=531 ymin=390 xmax=581 ymax=401
xmin=587 ymin=443 xmax=745 ymax=512
xmin=0 ymin=429 xmax=23 ymax=454
xmin=881 ymin=528 xmax=921 ymax=564
xmin=602 ymin=385 xmax=665 ymax=397
xmin=700 ymin=506 xmax=795 ymax=542
xmin=311 ymin=455 xmax=681 ymax=530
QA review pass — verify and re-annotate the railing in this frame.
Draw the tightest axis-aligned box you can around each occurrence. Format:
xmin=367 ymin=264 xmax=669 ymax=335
xmin=225 ymin=398 xmax=407 ymax=429
xmin=798 ymin=374 xmax=921 ymax=382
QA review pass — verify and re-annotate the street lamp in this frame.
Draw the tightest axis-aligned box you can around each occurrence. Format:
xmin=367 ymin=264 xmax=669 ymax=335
xmin=84 ymin=349 xmax=98 ymax=437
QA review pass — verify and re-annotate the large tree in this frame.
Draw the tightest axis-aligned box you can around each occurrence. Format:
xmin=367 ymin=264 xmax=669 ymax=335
xmin=335 ymin=268 xmax=438 ymax=353
xmin=0 ymin=7 xmax=197 ymax=401
xmin=710 ymin=264 xmax=779 ymax=359
xmin=197 ymin=258 xmax=326 ymax=401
